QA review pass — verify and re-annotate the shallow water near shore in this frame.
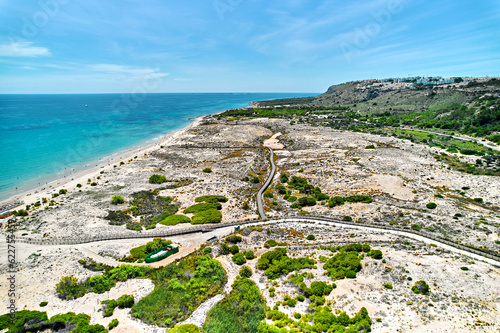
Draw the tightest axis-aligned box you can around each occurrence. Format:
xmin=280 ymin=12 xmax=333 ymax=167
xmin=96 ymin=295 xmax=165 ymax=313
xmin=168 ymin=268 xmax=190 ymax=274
xmin=0 ymin=92 xmax=315 ymax=201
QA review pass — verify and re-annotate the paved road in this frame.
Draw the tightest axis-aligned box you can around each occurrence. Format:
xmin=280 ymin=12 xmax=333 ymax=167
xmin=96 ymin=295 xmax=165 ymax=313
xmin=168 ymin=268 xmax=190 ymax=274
xmin=256 ymin=147 xmax=276 ymax=219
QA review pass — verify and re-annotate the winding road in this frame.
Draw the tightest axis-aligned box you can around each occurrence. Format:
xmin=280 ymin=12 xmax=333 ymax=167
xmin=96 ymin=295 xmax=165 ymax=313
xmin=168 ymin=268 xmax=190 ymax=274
xmin=256 ymin=147 xmax=276 ymax=219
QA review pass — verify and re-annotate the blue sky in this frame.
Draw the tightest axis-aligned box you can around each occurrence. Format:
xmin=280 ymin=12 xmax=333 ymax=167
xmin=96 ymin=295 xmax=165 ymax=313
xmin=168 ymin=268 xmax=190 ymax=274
xmin=0 ymin=0 xmax=499 ymax=93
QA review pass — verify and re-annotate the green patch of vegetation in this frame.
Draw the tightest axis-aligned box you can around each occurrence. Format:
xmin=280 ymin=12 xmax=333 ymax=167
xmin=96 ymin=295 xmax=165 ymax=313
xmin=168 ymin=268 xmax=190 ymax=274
xmin=0 ymin=310 xmax=107 ymax=333
xmin=170 ymin=324 xmax=200 ymax=333
xmin=412 ymin=280 xmax=430 ymax=296
xmin=239 ymin=266 xmax=252 ymax=278
xmin=202 ymin=168 xmax=212 ymax=173
xmin=286 ymin=195 xmax=297 ymax=202
xmin=160 ymin=214 xmax=191 ymax=226
xmin=133 ymin=254 xmax=226 ymax=328
xmin=191 ymin=209 xmax=222 ymax=224
xmin=108 ymin=318 xmax=119 ymax=330
xmin=264 ymin=239 xmax=278 ymax=248
xmin=264 ymin=191 xmax=274 ymax=198
xmin=426 ymin=202 xmax=437 ymax=209
xmin=129 ymin=190 xmax=178 ymax=227
xmin=149 ymin=174 xmax=168 ymax=184
xmin=104 ymin=210 xmax=131 ymax=225
xmin=322 ymin=244 xmax=374 ymax=280
xmin=111 ymin=195 xmax=125 ymax=205
xmin=256 ymin=247 xmax=316 ymax=280
xmin=306 ymin=235 xmax=315 ymax=240
xmin=39 ymin=301 xmax=48 ymax=307
xmin=56 ymin=265 xmax=153 ymax=300
xmin=204 ymin=277 xmax=265 ymax=333
xmin=411 ymin=224 xmax=422 ymax=231
xmin=232 ymin=253 xmax=247 ymax=265
xmin=328 ymin=195 xmax=373 ymax=207
xmin=383 ymin=283 xmax=393 ymax=289
xmin=226 ymin=235 xmax=242 ymax=243
xmin=101 ymin=294 xmax=134 ymax=317
xmin=460 ymin=266 xmax=469 ymax=271
xmin=365 ymin=144 xmax=376 ymax=149
xmin=259 ymin=306 xmax=372 ymax=333
xmin=13 ymin=209 xmax=28 ymax=217
xmin=195 ymin=195 xmax=228 ymax=203
xmin=183 ymin=203 xmax=222 ymax=214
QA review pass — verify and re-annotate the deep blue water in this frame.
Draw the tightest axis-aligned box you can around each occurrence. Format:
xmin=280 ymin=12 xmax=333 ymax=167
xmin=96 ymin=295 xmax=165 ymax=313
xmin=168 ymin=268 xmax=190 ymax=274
xmin=0 ymin=93 xmax=316 ymax=201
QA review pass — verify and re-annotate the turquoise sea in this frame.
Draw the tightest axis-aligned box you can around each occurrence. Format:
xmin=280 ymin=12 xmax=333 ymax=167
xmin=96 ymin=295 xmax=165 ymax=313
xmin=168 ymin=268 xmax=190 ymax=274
xmin=0 ymin=93 xmax=316 ymax=201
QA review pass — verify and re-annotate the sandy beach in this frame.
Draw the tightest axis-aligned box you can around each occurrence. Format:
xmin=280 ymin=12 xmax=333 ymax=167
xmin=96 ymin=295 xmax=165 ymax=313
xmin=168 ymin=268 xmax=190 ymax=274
xmin=0 ymin=116 xmax=204 ymax=211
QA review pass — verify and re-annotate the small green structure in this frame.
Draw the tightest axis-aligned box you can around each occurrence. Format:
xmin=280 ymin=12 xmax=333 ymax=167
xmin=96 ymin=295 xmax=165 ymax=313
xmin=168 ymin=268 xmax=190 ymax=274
xmin=145 ymin=243 xmax=179 ymax=263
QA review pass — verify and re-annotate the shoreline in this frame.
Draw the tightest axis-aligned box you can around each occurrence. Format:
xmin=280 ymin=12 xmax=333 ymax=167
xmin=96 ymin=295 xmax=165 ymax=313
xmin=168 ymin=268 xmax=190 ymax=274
xmin=0 ymin=115 xmax=206 ymax=211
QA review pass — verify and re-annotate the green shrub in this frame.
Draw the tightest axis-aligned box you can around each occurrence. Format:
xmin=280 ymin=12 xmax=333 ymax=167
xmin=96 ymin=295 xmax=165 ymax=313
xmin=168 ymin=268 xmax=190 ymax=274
xmin=126 ymin=222 xmax=142 ymax=231
xmin=264 ymin=240 xmax=278 ymax=248
xmin=13 ymin=209 xmax=28 ymax=217
xmin=264 ymin=191 xmax=274 ymax=198
xmin=250 ymin=176 xmax=260 ymax=183
xmin=296 ymin=295 xmax=305 ymax=302
xmin=203 ymin=278 xmax=265 ymax=333
xmin=204 ymin=247 xmax=212 ymax=254
xmin=426 ymin=202 xmax=437 ymax=209
xmin=239 ymin=266 xmax=252 ymax=278
xmin=90 ymin=182 xmax=98 ymax=186
xmin=306 ymin=235 xmax=315 ymax=240
xmin=323 ymin=251 xmax=362 ymax=280
xmin=434 ymin=193 xmax=444 ymax=198
xmin=229 ymin=245 xmax=239 ymax=254
xmin=55 ymin=276 xmax=86 ymax=300
xmin=276 ymin=185 xmax=287 ymax=194
xmin=280 ymin=174 xmax=289 ymax=183
xmin=39 ymin=301 xmax=48 ymax=307
xmin=473 ymin=198 xmax=483 ymax=203
xmin=256 ymin=248 xmax=315 ymax=280
xmin=226 ymin=235 xmax=242 ymax=243
xmin=365 ymin=144 xmax=376 ymax=149
xmin=203 ymin=168 xmax=212 ymax=173
xmin=368 ymin=249 xmax=383 ymax=259
xmin=460 ymin=266 xmax=469 ymax=271
xmin=132 ymin=254 xmax=225 ymax=328
xmin=328 ymin=195 xmax=373 ymax=207
xmin=298 ymin=197 xmax=316 ymax=207
xmin=169 ymin=324 xmax=201 ymax=333
xmin=183 ymin=203 xmax=222 ymax=214
xmin=286 ymin=195 xmax=297 ymax=202
xmin=383 ymin=283 xmax=393 ymax=289
xmin=76 ymin=183 xmax=82 ymax=188
xmin=191 ymin=209 xmax=222 ymax=224
xmin=194 ymin=195 xmax=228 ymax=203
xmin=128 ymin=238 xmax=172 ymax=260
xmin=412 ymin=280 xmax=430 ymax=295
xmin=108 ymin=318 xmax=119 ymax=330
xmin=111 ymin=195 xmax=125 ymax=205
xmin=59 ymin=189 xmax=67 ymax=194
xmin=232 ymin=253 xmax=247 ymax=265
xmin=342 ymin=215 xmax=353 ymax=221
xmin=160 ymin=214 xmax=191 ymax=226
xmin=244 ymin=251 xmax=255 ymax=260
xmin=345 ymin=270 xmax=357 ymax=278
xmin=411 ymin=224 xmax=422 ymax=231
xmin=149 ymin=174 xmax=167 ymax=184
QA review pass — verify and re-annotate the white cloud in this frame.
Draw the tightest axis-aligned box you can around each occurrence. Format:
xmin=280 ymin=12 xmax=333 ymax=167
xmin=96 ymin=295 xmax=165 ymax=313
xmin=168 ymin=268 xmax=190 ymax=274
xmin=0 ymin=42 xmax=50 ymax=57
xmin=88 ymin=64 xmax=169 ymax=78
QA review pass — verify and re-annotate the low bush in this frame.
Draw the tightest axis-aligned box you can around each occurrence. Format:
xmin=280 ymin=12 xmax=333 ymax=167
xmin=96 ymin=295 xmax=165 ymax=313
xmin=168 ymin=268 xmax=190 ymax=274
xmin=229 ymin=245 xmax=239 ymax=254
xmin=426 ymin=202 xmax=437 ymax=209
xmin=328 ymin=195 xmax=373 ymax=207
xmin=108 ymin=318 xmax=119 ymax=330
xmin=473 ymin=197 xmax=483 ymax=203
xmin=111 ymin=195 xmax=125 ymax=205
xmin=191 ymin=209 xmax=222 ymax=224
xmin=39 ymin=301 xmax=48 ymax=307
xmin=365 ymin=144 xmax=376 ymax=149
xmin=411 ymin=224 xmax=422 ymax=231
xmin=264 ymin=239 xmax=278 ymax=248
xmin=368 ymin=249 xmax=383 ymax=259
xmin=239 ymin=266 xmax=252 ymax=278
xmin=306 ymin=235 xmax=315 ymax=240
xmin=286 ymin=195 xmax=297 ymax=202
xmin=194 ymin=195 xmax=228 ymax=203
xmin=232 ymin=253 xmax=247 ymax=265
xmin=202 ymin=168 xmax=212 ymax=173
xmin=460 ymin=266 xmax=469 ymax=271
xmin=183 ymin=202 xmax=222 ymax=214
xmin=13 ymin=209 xmax=28 ymax=217
xmin=160 ymin=214 xmax=191 ymax=226
xmin=126 ymin=222 xmax=142 ymax=231
xmin=264 ymin=192 xmax=274 ymax=198
xmin=149 ymin=174 xmax=168 ymax=184
xmin=412 ymin=280 xmax=430 ymax=295
xmin=243 ymin=251 xmax=255 ymax=260
xmin=383 ymin=283 xmax=393 ymax=289
xmin=256 ymin=247 xmax=315 ymax=280
xmin=169 ymin=324 xmax=200 ymax=333
xmin=203 ymin=277 xmax=265 ymax=333
xmin=225 ymin=235 xmax=242 ymax=243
